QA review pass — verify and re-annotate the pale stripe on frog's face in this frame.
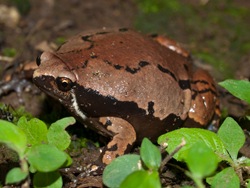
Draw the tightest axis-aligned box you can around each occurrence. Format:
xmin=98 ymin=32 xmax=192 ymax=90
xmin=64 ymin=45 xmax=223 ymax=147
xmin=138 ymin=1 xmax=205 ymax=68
xmin=70 ymin=91 xmax=87 ymax=121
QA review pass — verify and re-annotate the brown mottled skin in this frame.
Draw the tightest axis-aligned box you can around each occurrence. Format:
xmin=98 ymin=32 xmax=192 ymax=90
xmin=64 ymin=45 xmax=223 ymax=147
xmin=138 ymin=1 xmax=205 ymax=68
xmin=33 ymin=28 xmax=220 ymax=167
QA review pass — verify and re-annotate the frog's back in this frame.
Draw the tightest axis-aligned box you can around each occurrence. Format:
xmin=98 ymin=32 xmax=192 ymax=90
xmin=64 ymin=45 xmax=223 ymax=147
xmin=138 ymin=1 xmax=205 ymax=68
xmin=56 ymin=28 xmax=192 ymax=126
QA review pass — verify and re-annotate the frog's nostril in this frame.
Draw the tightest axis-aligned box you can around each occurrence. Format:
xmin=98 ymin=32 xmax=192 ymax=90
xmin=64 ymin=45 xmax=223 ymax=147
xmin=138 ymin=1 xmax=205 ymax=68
xmin=36 ymin=54 xmax=41 ymax=66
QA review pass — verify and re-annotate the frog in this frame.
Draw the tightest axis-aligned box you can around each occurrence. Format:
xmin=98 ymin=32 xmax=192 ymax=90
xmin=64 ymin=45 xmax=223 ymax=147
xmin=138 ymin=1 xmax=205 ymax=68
xmin=33 ymin=28 xmax=220 ymax=170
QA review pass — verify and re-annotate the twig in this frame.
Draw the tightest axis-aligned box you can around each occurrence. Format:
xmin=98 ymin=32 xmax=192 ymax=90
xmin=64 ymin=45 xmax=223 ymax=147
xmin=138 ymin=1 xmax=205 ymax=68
xmin=160 ymin=138 xmax=186 ymax=173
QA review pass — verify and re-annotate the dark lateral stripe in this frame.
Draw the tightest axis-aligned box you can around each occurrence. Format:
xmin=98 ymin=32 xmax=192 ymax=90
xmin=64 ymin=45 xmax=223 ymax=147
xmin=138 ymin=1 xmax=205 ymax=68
xmin=157 ymin=64 xmax=177 ymax=81
xmin=179 ymin=80 xmax=190 ymax=90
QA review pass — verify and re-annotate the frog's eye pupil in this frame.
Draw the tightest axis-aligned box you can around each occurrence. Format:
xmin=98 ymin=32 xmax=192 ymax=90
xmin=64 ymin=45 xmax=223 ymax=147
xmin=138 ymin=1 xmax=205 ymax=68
xmin=36 ymin=54 xmax=41 ymax=66
xmin=56 ymin=77 xmax=72 ymax=91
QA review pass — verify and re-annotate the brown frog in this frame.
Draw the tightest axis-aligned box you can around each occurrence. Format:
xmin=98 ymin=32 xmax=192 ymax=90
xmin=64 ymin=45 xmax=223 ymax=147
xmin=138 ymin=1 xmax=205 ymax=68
xmin=33 ymin=28 xmax=220 ymax=168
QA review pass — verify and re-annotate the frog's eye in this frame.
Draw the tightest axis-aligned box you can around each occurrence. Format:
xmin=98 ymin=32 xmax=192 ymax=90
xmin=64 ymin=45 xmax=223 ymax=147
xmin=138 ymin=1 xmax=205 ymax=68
xmin=56 ymin=77 xmax=73 ymax=91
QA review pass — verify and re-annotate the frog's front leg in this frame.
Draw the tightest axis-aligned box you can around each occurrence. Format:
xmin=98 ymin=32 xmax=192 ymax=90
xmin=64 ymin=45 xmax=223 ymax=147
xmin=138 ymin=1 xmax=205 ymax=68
xmin=85 ymin=117 xmax=136 ymax=175
xmin=98 ymin=117 xmax=136 ymax=165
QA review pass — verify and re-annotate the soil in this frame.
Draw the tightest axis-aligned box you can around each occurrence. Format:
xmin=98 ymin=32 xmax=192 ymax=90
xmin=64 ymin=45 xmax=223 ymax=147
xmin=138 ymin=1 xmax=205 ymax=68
xmin=0 ymin=0 xmax=249 ymax=187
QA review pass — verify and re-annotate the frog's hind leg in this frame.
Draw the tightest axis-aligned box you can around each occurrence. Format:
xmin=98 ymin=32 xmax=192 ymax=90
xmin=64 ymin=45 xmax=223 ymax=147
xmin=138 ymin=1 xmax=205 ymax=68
xmin=188 ymin=69 xmax=220 ymax=129
xmin=98 ymin=117 xmax=136 ymax=165
xmin=150 ymin=34 xmax=190 ymax=58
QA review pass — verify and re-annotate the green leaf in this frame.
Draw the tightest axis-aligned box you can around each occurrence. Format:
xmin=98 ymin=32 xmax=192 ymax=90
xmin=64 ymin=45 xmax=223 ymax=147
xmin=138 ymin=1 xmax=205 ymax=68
xmin=27 ymin=144 xmax=67 ymax=172
xmin=186 ymin=142 xmax=218 ymax=179
xmin=33 ymin=171 xmax=62 ymax=188
xmin=5 ymin=167 xmax=28 ymax=184
xmin=219 ymin=79 xmax=250 ymax=104
xmin=158 ymin=128 xmax=230 ymax=162
xmin=140 ymin=138 xmax=161 ymax=170
xmin=217 ymin=117 xmax=245 ymax=162
xmin=0 ymin=120 xmax=27 ymax=157
xmin=103 ymin=154 xmax=141 ymax=188
xmin=47 ymin=117 xmax=75 ymax=151
xmin=210 ymin=167 xmax=240 ymax=188
xmin=17 ymin=117 xmax=48 ymax=146
xmin=63 ymin=153 xmax=73 ymax=167
xmin=120 ymin=170 xmax=161 ymax=188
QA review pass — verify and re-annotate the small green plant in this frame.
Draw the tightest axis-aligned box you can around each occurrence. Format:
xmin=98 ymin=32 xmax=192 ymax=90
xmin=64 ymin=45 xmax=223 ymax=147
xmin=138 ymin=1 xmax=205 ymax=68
xmin=185 ymin=142 xmax=218 ymax=188
xmin=158 ymin=117 xmax=249 ymax=187
xmin=103 ymin=138 xmax=161 ymax=188
xmin=0 ymin=116 xmax=75 ymax=187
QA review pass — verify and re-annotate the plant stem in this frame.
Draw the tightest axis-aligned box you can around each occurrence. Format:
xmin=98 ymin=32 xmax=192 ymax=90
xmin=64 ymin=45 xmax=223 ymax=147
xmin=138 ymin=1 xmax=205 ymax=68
xmin=193 ymin=177 xmax=205 ymax=188
xmin=160 ymin=138 xmax=186 ymax=172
